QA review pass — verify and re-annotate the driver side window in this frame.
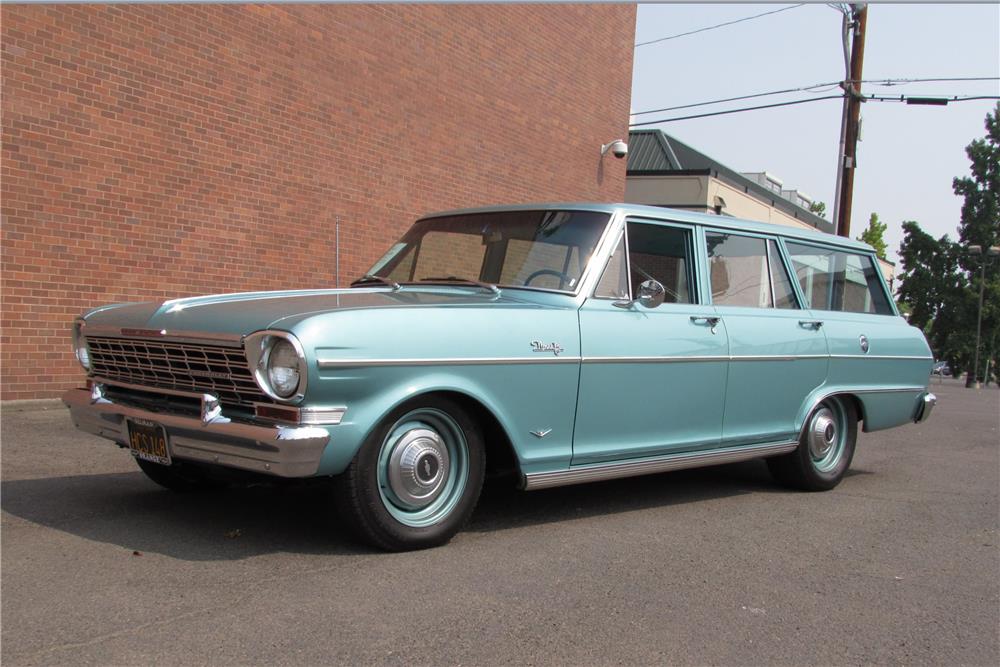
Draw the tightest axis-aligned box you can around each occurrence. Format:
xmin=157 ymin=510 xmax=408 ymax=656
xmin=626 ymin=222 xmax=695 ymax=304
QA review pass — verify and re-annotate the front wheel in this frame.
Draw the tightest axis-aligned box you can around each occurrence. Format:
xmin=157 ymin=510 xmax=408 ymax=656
xmin=334 ymin=396 xmax=485 ymax=551
xmin=767 ymin=396 xmax=857 ymax=491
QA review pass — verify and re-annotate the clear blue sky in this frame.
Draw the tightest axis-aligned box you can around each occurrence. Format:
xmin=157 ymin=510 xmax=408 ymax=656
xmin=631 ymin=2 xmax=1000 ymax=263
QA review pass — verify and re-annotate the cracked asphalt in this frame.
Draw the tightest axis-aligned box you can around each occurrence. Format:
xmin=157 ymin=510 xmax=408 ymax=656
xmin=2 ymin=378 xmax=998 ymax=666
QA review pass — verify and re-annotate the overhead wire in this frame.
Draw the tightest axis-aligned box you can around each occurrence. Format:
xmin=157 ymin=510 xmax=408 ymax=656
xmin=630 ymin=92 xmax=1000 ymax=126
xmin=634 ymin=4 xmax=805 ymax=48
xmin=630 ymin=77 xmax=1000 ymax=117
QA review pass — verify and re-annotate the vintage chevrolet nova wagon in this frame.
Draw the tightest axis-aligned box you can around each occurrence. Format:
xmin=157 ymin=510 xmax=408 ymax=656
xmin=63 ymin=203 xmax=936 ymax=550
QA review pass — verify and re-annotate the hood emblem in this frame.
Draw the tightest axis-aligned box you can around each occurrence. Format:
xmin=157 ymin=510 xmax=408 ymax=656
xmin=530 ymin=341 xmax=564 ymax=356
xmin=530 ymin=429 xmax=552 ymax=439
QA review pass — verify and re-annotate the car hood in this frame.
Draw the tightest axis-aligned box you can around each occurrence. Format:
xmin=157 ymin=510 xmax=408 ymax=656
xmin=81 ymin=288 xmax=550 ymax=338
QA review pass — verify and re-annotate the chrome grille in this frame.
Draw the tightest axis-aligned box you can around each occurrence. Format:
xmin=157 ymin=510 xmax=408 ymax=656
xmin=86 ymin=336 xmax=269 ymax=408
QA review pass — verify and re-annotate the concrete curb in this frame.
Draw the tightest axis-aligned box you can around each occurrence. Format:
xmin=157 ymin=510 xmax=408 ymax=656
xmin=2 ymin=398 xmax=65 ymax=412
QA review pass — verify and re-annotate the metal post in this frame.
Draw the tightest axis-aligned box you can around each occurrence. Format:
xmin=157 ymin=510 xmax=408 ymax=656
xmin=973 ymin=258 xmax=985 ymax=389
xmin=336 ymin=216 xmax=341 ymax=289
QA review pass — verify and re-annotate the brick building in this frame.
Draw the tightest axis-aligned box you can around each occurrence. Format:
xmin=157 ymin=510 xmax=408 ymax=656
xmin=1 ymin=4 xmax=636 ymax=400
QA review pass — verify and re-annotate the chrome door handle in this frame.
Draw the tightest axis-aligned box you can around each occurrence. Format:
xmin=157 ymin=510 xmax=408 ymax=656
xmin=799 ymin=320 xmax=824 ymax=330
xmin=690 ymin=316 xmax=721 ymax=334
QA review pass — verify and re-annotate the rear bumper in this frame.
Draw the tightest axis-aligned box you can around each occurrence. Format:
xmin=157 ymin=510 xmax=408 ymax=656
xmin=61 ymin=387 xmax=331 ymax=477
xmin=914 ymin=392 xmax=937 ymax=424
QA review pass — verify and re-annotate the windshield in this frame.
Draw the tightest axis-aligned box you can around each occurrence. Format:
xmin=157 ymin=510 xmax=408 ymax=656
xmin=363 ymin=210 xmax=611 ymax=293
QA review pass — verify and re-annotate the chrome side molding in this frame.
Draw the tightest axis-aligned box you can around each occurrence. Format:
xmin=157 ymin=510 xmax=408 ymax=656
xmin=522 ymin=440 xmax=798 ymax=491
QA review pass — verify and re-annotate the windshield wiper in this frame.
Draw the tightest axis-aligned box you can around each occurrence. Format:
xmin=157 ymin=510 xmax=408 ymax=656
xmin=350 ymin=274 xmax=401 ymax=290
xmin=416 ymin=276 xmax=501 ymax=296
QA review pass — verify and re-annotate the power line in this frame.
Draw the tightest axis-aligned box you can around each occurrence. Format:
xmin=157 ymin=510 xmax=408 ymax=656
xmin=629 ymin=91 xmax=1000 ymax=127
xmin=631 ymin=77 xmax=1000 ymax=117
xmin=629 ymin=95 xmax=844 ymax=127
xmin=867 ymin=94 xmax=1000 ymax=104
xmin=634 ymin=4 xmax=805 ymax=48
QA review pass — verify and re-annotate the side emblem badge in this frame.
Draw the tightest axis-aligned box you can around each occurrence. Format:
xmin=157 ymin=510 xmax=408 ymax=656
xmin=859 ymin=335 xmax=869 ymax=353
xmin=530 ymin=429 xmax=552 ymax=439
xmin=531 ymin=341 xmax=564 ymax=356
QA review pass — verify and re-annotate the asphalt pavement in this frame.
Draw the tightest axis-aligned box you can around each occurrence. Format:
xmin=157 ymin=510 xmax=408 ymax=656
xmin=2 ymin=378 xmax=998 ymax=666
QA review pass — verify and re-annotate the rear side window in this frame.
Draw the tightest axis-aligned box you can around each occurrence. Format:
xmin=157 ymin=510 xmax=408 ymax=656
xmin=706 ymin=232 xmax=798 ymax=309
xmin=785 ymin=242 xmax=893 ymax=315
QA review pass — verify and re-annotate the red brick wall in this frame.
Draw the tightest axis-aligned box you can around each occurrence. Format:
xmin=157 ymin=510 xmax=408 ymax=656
xmin=1 ymin=4 xmax=636 ymax=400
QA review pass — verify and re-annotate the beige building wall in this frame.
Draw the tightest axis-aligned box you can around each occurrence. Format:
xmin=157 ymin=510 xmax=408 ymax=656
xmin=624 ymin=175 xmax=710 ymax=208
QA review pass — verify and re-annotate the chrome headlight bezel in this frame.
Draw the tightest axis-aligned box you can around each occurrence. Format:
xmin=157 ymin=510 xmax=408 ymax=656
xmin=244 ymin=330 xmax=308 ymax=404
xmin=72 ymin=317 xmax=91 ymax=371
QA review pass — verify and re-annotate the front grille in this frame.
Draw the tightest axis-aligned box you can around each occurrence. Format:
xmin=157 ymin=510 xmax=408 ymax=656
xmin=87 ymin=336 xmax=270 ymax=409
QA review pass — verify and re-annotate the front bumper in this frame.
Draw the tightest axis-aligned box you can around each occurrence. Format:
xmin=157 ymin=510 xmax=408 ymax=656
xmin=914 ymin=392 xmax=937 ymax=424
xmin=62 ymin=387 xmax=331 ymax=477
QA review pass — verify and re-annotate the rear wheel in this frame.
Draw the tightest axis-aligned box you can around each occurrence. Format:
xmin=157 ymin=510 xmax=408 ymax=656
xmin=334 ymin=396 xmax=485 ymax=551
xmin=134 ymin=458 xmax=226 ymax=492
xmin=768 ymin=396 xmax=857 ymax=491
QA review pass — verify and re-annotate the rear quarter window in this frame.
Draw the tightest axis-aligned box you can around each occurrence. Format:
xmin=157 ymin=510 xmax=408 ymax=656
xmin=785 ymin=242 xmax=893 ymax=315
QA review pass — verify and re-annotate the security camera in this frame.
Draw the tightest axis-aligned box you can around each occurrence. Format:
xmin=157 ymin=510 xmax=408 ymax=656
xmin=601 ymin=140 xmax=628 ymax=159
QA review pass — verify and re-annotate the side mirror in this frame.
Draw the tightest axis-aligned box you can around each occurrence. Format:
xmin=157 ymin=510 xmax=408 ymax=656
xmin=637 ymin=279 xmax=665 ymax=309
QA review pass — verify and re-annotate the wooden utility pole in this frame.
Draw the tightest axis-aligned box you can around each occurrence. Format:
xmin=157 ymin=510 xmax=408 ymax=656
xmin=835 ymin=4 xmax=868 ymax=238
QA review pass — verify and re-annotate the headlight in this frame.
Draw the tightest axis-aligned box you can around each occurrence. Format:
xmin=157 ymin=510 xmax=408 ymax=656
xmin=245 ymin=331 xmax=307 ymax=402
xmin=72 ymin=319 xmax=91 ymax=370
xmin=267 ymin=339 xmax=300 ymax=398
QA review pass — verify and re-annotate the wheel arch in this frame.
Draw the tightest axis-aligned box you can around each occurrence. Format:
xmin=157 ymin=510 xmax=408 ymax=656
xmin=796 ymin=390 xmax=865 ymax=440
xmin=360 ymin=386 xmax=522 ymax=483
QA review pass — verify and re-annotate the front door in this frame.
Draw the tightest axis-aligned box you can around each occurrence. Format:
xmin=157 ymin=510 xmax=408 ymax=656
xmin=574 ymin=219 xmax=729 ymax=465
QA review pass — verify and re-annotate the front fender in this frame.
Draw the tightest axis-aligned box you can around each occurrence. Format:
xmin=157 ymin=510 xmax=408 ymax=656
xmin=313 ymin=365 xmax=579 ymax=476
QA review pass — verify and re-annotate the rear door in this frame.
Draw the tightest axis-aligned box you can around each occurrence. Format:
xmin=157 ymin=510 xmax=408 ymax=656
xmin=705 ymin=230 xmax=829 ymax=446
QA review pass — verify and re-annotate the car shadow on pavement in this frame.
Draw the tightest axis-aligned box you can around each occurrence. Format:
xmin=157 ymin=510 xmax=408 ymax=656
xmin=1 ymin=461 xmax=869 ymax=559
xmin=470 ymin=458 xmax=860 ymax=533
xmin=0 ymin=471 xmax=373 ymax=559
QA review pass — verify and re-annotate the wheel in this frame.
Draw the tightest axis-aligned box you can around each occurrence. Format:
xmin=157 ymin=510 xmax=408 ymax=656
xmin=767 ymin=396 xmax=857 ymax=491
xmin=524 ymin=269 xmax=571 ymax=289
xmin=334 ymin=396 xmax=485 ymax=551
xmin=134 ymin=457 xmax=225 ymax=492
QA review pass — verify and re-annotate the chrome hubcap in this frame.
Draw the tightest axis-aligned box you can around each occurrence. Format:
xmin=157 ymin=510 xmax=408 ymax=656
xmin=386 ymin=427 xmax=450 ymax=510
xmin=808 ymin=408 xmax=837 ymax=460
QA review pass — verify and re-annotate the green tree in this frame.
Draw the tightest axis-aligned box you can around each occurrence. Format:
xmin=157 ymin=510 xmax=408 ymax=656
xmin=896 ymin=221 xmax=967 ymax=370
xmin=899 ymin=103 xmax=1000 ymax=385
xmin=857 ymin=212 xmax=888 ymax=259
xmin=808 ymin=201 xmax=827 ymax=218
xmin=952 ymin=103 xmax=1000 ymax=386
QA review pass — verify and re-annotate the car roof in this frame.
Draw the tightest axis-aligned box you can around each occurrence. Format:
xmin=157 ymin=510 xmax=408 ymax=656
xmin=420 ymin=202 xmax=875 ymax=254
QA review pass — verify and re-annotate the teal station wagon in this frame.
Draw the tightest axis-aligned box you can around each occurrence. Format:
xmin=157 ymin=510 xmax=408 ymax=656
xmin=63 ymin=203 xmax=936 ymax=550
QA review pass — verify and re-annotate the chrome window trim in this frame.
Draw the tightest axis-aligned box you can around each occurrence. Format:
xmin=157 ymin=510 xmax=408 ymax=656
xmin=524 ymin=439 xmax=798 ymax=490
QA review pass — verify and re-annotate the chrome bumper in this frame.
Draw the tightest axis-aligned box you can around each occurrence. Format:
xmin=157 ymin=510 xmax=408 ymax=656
xmin=61 ymin=387 xmax=331 ymax=477
xmin=914 ymin=392 xmax=937 ymax=424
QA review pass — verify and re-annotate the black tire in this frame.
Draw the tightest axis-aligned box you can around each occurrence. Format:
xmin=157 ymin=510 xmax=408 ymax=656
xmin=135 ymin=457 xmax=225 ymax=492
xmin=767 ymin=396 xmax=858 ymax=491
xmin=333 ymin=396 xmax=486 ymax=551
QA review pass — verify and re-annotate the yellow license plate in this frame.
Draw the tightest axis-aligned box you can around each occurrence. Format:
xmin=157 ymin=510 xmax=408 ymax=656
xmin=126 ymin=418 xmax=171 ymax=466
